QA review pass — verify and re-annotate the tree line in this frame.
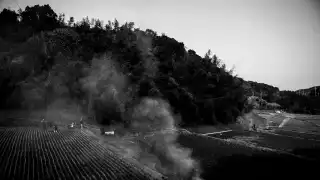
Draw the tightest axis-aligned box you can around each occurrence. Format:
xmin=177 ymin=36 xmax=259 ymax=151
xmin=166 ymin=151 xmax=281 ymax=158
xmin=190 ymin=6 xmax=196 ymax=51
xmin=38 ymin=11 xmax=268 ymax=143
xmin=3 ymin=4 xmax=315 ymax=129
xmin=244 ymin=80 xmax=320 ymax=114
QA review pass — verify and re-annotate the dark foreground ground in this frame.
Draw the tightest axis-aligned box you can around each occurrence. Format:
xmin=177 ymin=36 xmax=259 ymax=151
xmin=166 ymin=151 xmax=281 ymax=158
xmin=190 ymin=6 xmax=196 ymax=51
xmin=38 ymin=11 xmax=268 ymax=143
xmin=208 ymin=130 xmax=320 ymax=159
xmin=177 ymin=133 xmax=319 ymax=179
xmin=0 ymin=116 xmax=319 ymax=180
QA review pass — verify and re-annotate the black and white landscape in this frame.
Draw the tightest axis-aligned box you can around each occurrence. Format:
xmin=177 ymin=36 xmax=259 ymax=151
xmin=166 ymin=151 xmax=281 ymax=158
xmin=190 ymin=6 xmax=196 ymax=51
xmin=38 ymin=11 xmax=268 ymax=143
xmin=0 ymin=0 xmax=320 ymax=180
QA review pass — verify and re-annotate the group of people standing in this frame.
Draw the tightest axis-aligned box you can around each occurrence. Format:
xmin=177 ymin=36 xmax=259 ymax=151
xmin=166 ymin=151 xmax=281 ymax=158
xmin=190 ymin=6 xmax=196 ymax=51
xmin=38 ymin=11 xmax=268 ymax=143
xmin=41 ymin=116 xmax=84 ymax=132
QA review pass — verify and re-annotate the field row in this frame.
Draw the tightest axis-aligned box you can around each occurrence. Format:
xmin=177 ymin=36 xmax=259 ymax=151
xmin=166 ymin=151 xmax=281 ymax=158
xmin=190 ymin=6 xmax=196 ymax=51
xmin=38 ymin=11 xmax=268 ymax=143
xmin=176 ymin=133 xmax=318 ymax=179
xmin=274 ymin=129 xmax=320 ymax=140
xmin=207 ymin=130 xmax=320 ymax=159
xmin=0 ymin=127 xmax=165 ymax=180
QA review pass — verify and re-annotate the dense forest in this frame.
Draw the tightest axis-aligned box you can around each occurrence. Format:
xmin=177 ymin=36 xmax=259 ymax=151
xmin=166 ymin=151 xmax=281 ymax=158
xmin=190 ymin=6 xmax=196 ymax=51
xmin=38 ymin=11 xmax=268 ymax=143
xmin=0 ymin=5 xmax=319 ymax=129
xmin=0 ymin=4 xmax=249 ymax=126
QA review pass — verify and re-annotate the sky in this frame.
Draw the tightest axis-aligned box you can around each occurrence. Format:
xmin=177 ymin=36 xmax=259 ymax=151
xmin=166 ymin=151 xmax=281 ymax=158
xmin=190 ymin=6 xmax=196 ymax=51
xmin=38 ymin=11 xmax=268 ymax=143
xmin=1 ymin=0 xmax=320 ymax=91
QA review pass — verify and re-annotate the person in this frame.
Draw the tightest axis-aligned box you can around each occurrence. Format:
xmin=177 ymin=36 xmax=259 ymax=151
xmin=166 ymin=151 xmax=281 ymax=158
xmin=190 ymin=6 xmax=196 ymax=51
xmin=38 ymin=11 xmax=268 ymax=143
xmin=80 ymin=117 xmax=83 ymax=129
xmin=54 ymin=125 xmax=58 ymax=133
xmin=252 ymin=124 xmax=257 ymax=131
xmin=41 ymin=118 xmax=46 ymax=130
xmin=100 ymin=127 xmax=105 ymax=135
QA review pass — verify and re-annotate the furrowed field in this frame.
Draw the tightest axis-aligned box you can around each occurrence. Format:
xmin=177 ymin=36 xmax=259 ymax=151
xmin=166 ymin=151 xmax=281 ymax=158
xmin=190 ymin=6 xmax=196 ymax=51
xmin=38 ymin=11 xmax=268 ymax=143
xmin=0 ymin=127 xmax=164 ymax=180
xmin=1 ymin=3 xmax=320 ymax=180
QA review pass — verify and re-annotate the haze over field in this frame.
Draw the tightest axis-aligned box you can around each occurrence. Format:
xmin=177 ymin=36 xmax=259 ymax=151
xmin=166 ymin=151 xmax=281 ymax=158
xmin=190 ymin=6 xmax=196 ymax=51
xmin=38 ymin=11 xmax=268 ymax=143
xmin=1 ymin=0 xmax=320 ymax=90
xmin=1 ymin=2 xmax=320 ymax=179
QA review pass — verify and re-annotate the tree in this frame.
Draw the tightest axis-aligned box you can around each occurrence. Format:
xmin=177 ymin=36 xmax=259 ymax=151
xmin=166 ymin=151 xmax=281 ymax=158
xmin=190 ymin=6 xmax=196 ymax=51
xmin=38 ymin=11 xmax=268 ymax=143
xmin=93 ymin=19 xmax=104 ymax=30
xmin=20 ymin=5 xmax=59 ymax=31
xmin=146 ymin=29 xmax=157 ymax=38
xmin=0 ymin=8 xmax=19 ymax=38
xmin=57 ymin=13 xmax=66 ymax=27
xmin=204 ymin=49 xmax=212 ymax=60
xmin=76 ymin=16 xmax=90 ymax=31
xmin=67 ymin=17 xmax=75 ymax=27
xmin=112 ymin=18 xmax=120 ymax=31
xmin=187 ymin=49 xmax=196 ymax=56
xmin=0 ymin=8 xmax=19 ymax=25
xmin=212 ymin=54 xmax=221 ymax=67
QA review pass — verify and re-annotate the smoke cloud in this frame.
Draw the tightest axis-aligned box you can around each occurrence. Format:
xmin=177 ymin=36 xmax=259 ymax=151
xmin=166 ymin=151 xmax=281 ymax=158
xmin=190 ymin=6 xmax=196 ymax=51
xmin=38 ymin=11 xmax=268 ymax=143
xmin=79 ymin=32 xmax=202 ymax=179
xmin=130 ymin=98 xmax=202 ymax=179
xmin=135 ymin=30 xmax=158 ymax=78
xmin=18 ymin=30 xmax=202 ymax=179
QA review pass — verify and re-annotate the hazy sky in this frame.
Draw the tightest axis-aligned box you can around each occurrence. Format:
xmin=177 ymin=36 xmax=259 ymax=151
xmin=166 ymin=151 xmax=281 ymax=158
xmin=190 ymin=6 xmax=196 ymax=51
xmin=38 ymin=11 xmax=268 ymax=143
xmin=1 ymin=0 xmax=320 ymax=90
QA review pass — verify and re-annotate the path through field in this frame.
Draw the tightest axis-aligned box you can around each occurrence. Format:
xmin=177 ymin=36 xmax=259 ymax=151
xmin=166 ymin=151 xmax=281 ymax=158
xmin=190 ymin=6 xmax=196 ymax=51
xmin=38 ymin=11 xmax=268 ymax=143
xmin=205 ymin=111 xmax=320 ymax=160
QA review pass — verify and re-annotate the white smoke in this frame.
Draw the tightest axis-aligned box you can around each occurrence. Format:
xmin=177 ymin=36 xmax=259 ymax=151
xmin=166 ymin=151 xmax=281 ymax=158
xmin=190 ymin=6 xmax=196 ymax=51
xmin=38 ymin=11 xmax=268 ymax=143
xmin=78 ymin=32 xmax=203 ymax=179
xmin=130 ymin=98 xmax=202 ymax=179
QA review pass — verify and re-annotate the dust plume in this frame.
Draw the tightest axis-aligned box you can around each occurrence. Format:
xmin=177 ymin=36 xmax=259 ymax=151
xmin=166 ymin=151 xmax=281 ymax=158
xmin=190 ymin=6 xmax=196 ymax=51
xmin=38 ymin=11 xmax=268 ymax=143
xmin=80 ymin=53 xmax=128 ymax=118
xmin=132 ymin=32 xmax=202 ymax=179
xmin=135 ymin=30 xmax=158 ymax=78
xmin=19 ymin=29 xmax=203 ymax=179
xmin=81 ymin=53 xmax=128 ymax=97
xmin=237 ymin=96 xmax=268 ymax=130
xmin=45 ymin=98 xmax=83 ymax=125
xmin=130 ymin=98 xmax=202 ymax=179
xmin=18 ymin=52 xmax=88 ymax=126
xmin=78 ymin=32 xmax=202 ymax=179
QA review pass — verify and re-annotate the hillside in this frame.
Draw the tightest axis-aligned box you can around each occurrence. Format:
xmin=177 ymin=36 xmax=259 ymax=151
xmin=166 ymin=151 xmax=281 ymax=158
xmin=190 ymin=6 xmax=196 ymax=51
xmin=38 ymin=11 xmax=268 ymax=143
xmin=242 ymin=80 xmax=320 ymax=114
xmin=0 ymin=4 xmax=248 ymax=127
xmin=241 ymin=80 xmax=280 ymax=101
xmin=1 ymin=3 xmax=319 ymax=131
xmin=295 ymin=86 xmax=320 ymax=97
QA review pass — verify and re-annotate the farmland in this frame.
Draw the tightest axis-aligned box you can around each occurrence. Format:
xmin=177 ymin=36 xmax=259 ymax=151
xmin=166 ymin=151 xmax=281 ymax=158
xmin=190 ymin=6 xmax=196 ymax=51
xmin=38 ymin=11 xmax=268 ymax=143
xmin=1 ymin=3 xmax=319 ymax=180
xmin=173 ymin=111 xmax=320 ymax=179
xmin=177 ymin=133 xmax=318 ymax=179
xmin=86 ymin=121 xmax=320 ymax=180
xmin=0 ymin=127 xmax=164 ymax=180
xmin=207 ymin=129 xmax=320 ymax=159
xmin=206 ymin=111 xmax=320 ymax=160
xmin=0 ymin=111 xmax=320 ymax=180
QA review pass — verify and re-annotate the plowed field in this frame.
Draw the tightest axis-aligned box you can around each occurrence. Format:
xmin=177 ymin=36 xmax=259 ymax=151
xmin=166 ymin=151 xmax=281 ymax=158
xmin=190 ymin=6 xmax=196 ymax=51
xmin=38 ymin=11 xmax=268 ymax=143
xmin=0 ymin=127 xmax=164 ymax=180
